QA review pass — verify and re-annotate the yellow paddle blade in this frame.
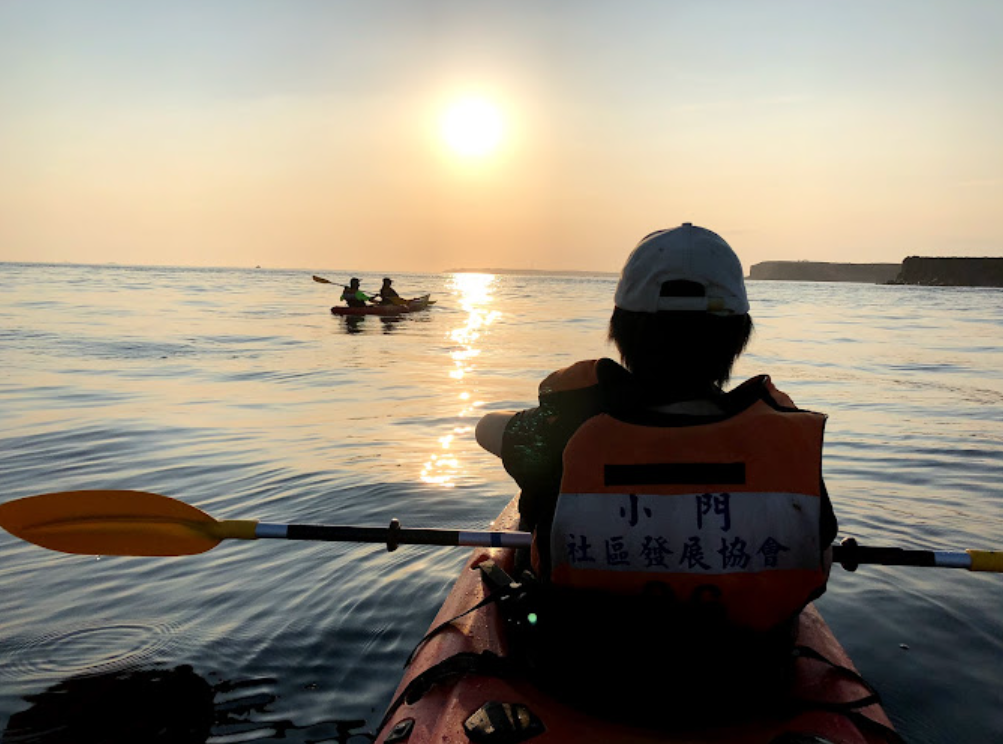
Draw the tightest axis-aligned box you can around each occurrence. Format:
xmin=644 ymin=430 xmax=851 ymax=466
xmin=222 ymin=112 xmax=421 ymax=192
xmin=0 ymin=490 xmax=224 ymax=556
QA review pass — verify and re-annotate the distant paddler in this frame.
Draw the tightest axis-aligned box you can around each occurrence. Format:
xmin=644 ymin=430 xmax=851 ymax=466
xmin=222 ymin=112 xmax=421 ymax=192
xmin=374 ymin=277 xmax=407 ymax=306
xmin=340 ymin=278 xmax=374 ymax=307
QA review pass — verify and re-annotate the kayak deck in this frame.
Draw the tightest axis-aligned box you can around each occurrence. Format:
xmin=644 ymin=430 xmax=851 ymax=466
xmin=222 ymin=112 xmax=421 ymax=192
xmin=377 ymin=497 xmax=895 ymax=743
xmin=331 ymin=294 xmax=433 ymax=316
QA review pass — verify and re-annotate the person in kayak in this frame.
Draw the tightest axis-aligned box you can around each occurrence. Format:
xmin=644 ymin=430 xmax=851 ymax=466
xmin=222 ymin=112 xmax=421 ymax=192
xmin=475 ymin=223 xmax=838 ymax=718
xmin=375 ymin=277 xmax=404 ymax=306
xmin=340 ymin=278 xmax=373 ymax=307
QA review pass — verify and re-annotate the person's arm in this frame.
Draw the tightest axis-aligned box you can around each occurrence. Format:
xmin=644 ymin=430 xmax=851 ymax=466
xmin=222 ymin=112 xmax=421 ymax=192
xmin=475 ymin=412 xmax=516 ymax=457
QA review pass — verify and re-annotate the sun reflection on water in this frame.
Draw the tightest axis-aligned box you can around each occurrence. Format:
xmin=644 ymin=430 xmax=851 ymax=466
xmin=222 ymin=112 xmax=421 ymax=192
xmin=420 ymin=273 xmax=501 ymax=487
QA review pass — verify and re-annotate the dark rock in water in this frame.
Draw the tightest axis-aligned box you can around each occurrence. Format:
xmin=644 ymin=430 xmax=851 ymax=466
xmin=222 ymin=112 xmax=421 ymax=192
xmin=2 ymin=666 xmax=374 ymax=744
xmin=890 ymin=257 xmax=1003 ymax=287
xmin=3 ymin=665 xmax=214 ymax=744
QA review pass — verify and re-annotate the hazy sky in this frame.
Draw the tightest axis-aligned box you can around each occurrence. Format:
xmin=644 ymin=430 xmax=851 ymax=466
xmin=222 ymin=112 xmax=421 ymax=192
xmin=1 ymin=1 xmax=1000 ymax=272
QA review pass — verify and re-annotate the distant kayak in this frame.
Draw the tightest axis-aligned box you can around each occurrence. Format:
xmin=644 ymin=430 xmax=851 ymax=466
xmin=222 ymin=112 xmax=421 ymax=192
xmin=330 ymin=294 xmax=434 ymax=316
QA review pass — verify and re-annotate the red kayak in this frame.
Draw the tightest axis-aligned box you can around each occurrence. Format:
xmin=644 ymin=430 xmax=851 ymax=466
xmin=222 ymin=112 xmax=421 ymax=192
xmin=331 ymin=295 xmax=434 ymax=317
xmin=377 ymin=497 xmax=897 ymax=743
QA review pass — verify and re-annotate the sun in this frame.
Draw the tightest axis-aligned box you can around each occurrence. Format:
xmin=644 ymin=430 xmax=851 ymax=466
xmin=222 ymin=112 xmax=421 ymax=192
xmin=440 ymin=97 xmax=504 ymax=158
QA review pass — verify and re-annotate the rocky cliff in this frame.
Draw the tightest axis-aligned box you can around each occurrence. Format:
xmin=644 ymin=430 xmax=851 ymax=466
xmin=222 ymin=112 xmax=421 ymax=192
xmin=748 ymin=261 xmax=900 ymax=283
xmin=893 ymin=257 xmax=1003 ymax=287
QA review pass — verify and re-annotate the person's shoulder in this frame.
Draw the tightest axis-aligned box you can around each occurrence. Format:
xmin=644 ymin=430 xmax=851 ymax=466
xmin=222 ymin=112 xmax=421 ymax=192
xmin=761 ymin=376 xmax=799 ymax=409
xmin=538 ymin=359 xmax=604 ymax=396
xmin=729 ymin=375 xmax=805 ymax=411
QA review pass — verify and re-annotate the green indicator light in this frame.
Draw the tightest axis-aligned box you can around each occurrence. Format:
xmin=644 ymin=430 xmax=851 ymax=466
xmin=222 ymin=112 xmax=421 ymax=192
xmin=527 ymin=613 xmax=538 ymax=625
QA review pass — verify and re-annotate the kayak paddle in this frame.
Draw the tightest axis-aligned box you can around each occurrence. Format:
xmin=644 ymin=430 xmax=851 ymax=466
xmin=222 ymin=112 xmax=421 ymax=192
xmin=0 ymin=490 xmax=531 ymax=556
xmin=0 ymin=491 xmax=1000 ymax=572
xmin=312 ymin=275 xmax=336 ymax=284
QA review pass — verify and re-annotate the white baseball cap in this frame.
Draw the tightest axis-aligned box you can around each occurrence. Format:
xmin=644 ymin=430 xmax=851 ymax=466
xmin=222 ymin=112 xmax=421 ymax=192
xmin=613 ymin=223 xmax=749 ymax=315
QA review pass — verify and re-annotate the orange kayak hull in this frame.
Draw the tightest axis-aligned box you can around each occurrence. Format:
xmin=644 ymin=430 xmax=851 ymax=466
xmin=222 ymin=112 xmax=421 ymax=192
xmin=377 ymin=497 xmax=895 ymax=743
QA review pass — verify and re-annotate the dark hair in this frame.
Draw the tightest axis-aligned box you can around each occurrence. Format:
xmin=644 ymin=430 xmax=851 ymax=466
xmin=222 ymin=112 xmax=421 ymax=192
xmin=608 ymin=308 xmax=753 ymax=388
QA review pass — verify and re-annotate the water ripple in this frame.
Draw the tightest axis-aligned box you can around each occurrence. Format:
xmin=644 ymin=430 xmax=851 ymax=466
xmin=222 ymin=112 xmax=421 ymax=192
xmin=1 ymin=620 xmax=186 ymax=681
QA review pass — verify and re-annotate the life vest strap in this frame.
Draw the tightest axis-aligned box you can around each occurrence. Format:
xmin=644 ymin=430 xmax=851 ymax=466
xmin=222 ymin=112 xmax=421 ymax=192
xmin=378 ymin=651 xmax=518 ymax=735
xmin=383 ymin=562 xmax=538 ymax=734
xmin=402 ymin=560 xmax=529 ymax=668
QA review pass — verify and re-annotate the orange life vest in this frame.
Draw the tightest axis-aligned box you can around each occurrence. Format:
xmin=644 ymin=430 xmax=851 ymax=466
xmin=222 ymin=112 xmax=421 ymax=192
xmin=536 ymin=372 xmax=828 ymax=633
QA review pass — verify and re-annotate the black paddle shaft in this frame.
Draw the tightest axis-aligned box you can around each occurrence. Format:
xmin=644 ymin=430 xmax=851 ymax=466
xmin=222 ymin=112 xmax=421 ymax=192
xmin=286 ymin=520 xmax=463 ymax=552
xmin=833 ymin=541 xmax=937 ymax=571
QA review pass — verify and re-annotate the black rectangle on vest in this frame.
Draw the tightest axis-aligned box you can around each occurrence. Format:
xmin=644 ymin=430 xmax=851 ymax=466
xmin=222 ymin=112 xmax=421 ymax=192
xmin=603 ymin=462 xmax=746 ymax=486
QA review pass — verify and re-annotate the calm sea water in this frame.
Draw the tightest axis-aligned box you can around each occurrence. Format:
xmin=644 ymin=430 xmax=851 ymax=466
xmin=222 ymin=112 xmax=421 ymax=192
xmin=0 ymin=262 xmax=1001 ymax=743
